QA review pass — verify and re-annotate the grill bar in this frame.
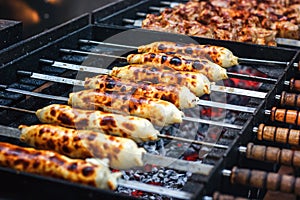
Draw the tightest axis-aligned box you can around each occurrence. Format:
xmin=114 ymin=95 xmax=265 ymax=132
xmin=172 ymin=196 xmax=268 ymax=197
xmin=19 ymin=70 xmax=256 ymax=113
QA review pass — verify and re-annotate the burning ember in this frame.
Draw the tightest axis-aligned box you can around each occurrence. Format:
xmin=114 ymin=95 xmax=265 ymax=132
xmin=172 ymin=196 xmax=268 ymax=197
xmin=117 ymin=167 xmax=192 ymax=200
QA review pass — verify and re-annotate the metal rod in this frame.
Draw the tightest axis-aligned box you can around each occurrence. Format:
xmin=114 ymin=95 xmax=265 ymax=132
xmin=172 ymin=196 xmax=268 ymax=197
xmin=4 ymin=87 xmax=68 ymax=102
xmin=45 ymin=58 xmax=267 ymax=99
xmin=20 ymin=71 xmax=257 ymax=114
xmin=60 ymin=48 xmax=125 ymax=60
xmin=183 ymin=116 xmax=243 ymax=129
xmin=222 ymin=169 xmax=232 ymax=176
xmin=0 ymin=125 xmax=194 ymax=199
xmin=60 ymin=48 xmax=277 ymax=83
xmin=238 ymin=146 xmax=247 ymax=153
xmin=78 ymin=39 xmax=298 ymax=68
xmin=210 ymin=85 xmax=266 ymax=99
xmin=196 ymin=99 xmax=256 ymax=113
xmin=148 ymin=6 xmax=166 ymax=12
xmin=0 ymin=104 xmax=229 ymax=149
xmin=39 ymin=59 xmax=110 ymax=74
xmin=160 ymin=1 xmax=181 ymax=7
xmin=0 ymin=105 xmax=36 ymax=114
xmin=158 ymin=134 xmax=228 ymax=149
xmin=122 ymin=18 xmax=142 ymax=27
xmin=0 ymin=86 xmax=242 ymax=129
xmin=226 ymin=72 xmax=277 ymax=83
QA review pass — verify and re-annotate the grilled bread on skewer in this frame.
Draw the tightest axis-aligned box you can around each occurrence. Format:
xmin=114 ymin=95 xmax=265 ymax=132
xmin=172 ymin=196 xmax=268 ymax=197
xmin=68 ymin=90 xmax=184 ymax=126
xmin=111 ymin=64 xmax=211 ymax=96
xmin=36 ymin=104 xmax=159 ymax=143
xmin=84 ymin=75 xmax=197 ymax=109
xmin=0 ymin=141 xmax=121 ymax=190
xmin=126 ymin=52 xmax=227 ymax=81
xmin=19 ymin=124 xmax=146 ymax=169
xmin=137 ymin=41 xmax=238 ymax=68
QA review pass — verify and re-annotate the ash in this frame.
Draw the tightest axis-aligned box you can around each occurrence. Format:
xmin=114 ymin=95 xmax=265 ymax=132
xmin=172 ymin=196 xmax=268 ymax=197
xmin=117 ymin=167 xmax=192 ymax=200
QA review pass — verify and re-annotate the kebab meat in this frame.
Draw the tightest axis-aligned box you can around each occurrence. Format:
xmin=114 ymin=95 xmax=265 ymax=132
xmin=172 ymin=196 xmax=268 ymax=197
xmin=0 ymin=141 xmax=121 ymax=190
xmin=84 ymin=75 xmax=197 ymax=109
xmin=110 ymin=64 xmax=213 ymax=95
xmin=126 ymin=52 xmax=228 ymax=81
xmin=36 ymin=104 xmax=159 ymax=142
xmin=141 ymin=1 xmax=300 ymax=45
xmin=136 ymin=41 xmax=238 ymax=68
xmin=68 ymin=89 xmax=184 ymax=126
xmin=19 ymin=124 xmax=146 ymax=169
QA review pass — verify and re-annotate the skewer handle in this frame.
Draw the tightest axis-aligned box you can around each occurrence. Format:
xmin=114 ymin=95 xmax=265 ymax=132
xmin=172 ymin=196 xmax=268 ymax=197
xmin=270 ymin=107 xmax=300 ymax=126
xmin=257 ymin=124 xmax=300 ymax=145
xmin=212 ymin=192 xmax=247 ymax=200
xmin=280 ymin=91 xmax=300 ymax=107
xmin=246 ymin=143 xmax=300 ymax=167
xmin=289 ymin=78 xmax=300 ymax=92
xmin=231 ymin=167 xmax=300 ymax=195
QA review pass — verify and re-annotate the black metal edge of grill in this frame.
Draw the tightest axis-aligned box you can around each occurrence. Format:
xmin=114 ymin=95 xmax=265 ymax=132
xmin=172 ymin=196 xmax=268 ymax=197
xmin=92 ymin=0 xmax=149 ymax=24
xmin=0 ymin=10 xmax=299 ymax=199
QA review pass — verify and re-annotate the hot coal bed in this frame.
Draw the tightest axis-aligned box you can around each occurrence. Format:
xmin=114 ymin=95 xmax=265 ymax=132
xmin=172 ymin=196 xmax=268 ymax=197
xmin=0 ymin=12 xmax=299 ymax=200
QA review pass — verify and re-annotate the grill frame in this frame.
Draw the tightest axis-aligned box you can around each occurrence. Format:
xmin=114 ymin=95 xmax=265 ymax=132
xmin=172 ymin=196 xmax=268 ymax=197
xmin=0 ymin=10 xmax=299 ymax=199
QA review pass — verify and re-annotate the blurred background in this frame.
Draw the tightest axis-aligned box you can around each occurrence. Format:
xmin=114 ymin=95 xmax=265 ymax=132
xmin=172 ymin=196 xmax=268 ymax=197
xmin=0 ymin=0 xmax=115 ymax=38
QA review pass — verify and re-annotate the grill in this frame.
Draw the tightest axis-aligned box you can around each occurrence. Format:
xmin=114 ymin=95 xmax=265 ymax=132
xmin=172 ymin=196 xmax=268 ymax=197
xmin=0 ymin=3 xmax=300 ymax=200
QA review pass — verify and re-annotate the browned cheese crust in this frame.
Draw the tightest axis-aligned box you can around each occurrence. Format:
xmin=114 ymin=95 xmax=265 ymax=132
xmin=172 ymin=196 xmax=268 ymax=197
xmin=111 ymin=64 xmax=211 ymax=96
xmin=68 ymin=89 xmax=183 ymax=126
xmin=137 ymin=41 xmax=238 ymax=67
xmin=84 ymin=74 xmax=197 ymax=109
xmin=36 ymin=104 xmax=159 ymax=142
xmin=0 ymin=141 xmax=120 ymax=190
xmin=127 ymin=52 xmax=228 ymax=80
xmin=19 ymin=124 xmax=146 ymax=169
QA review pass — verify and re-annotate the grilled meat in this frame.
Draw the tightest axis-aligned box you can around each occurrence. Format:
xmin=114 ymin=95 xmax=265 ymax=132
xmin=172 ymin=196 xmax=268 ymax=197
xmin=68 ymin=89 xmax=184 ymax=126
xmin=111 ymin=64 xmax=212 ymax=96
xmin=19 ymin=124 xmax=146 ymax=169
xmin=127 ymin=53 xmax=228 ymax=82
xmin=142 ymin=1 xmax=300 ymax=45
xmin=0 ymin=141 xmax=120 ymax=189
xmin=84 ymin=75 xmax=197 ymax=109
xmin=137 ymin=41 xmax=238 ymax=68
xmin=36 ymin=104 xmax=159 ymax=143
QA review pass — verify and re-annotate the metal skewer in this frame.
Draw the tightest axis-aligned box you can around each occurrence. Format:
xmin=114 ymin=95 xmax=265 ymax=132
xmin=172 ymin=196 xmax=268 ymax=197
xmin=78 ymin=39 xmax=299 ymax=68
xmin=0 ymin=126 xmax=193 ymax=200
xmin=18 ymin=70 xmax=257 ymax=113
xmin=60 ymin=48 xmax=277 ymax=83
xmin=0 ymin=85 xmax=243 ymax=130
xmin=40 ymin=58 xmax=268 ymax=99
xmin=0 ymin=104 xmax=228 ymax=149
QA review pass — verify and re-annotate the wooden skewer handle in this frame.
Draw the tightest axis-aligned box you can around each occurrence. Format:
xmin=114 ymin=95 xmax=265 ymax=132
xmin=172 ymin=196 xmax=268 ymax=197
xmin=213 ymin=192 xmax=247 ymax=200
xmin=231 ymin=166 xmax=300 ymax=195
xmin=280 ymin=91 xmax=300 ymax=107
xmin=257 ymin=124 xmax=300 ymax=145
xmin=246 ymin=143 xmax=300 ymax=167
xmin=289 ymin=78 xmax=300 ymax=92
xmin=270 ymin=107 xmax=300 ymax=126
